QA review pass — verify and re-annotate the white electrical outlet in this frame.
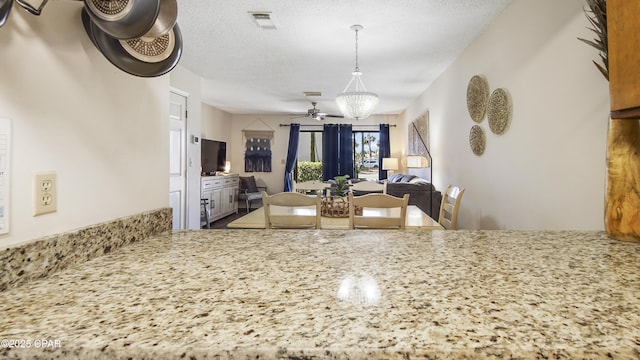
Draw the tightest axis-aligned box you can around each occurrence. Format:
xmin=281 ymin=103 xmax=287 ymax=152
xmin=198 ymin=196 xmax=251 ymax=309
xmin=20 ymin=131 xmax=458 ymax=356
xmin=33 ymin=171 xmax=57 ymax=216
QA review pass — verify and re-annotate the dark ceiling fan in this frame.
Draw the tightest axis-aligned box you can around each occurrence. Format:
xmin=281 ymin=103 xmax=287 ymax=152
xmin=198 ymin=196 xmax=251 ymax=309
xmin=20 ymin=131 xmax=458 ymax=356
xmin=293 ymin=102 xmax=344 ymax=121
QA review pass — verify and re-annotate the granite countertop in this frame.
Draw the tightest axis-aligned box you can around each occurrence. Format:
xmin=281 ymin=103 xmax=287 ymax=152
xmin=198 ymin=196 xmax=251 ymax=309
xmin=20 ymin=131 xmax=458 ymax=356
xmin=1 ymin=229 xmax=639 ymax=359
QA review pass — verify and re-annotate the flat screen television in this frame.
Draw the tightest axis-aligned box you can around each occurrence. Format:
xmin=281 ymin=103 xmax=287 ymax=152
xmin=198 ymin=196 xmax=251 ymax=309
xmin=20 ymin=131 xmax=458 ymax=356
xmin=201 ymin=138 xmax=227 ymax=175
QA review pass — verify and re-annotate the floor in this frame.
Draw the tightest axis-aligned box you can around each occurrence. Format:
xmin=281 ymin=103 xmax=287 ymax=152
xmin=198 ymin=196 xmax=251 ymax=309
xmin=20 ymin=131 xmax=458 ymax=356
xmin=205 ymin=208 xmax=256 ymax=229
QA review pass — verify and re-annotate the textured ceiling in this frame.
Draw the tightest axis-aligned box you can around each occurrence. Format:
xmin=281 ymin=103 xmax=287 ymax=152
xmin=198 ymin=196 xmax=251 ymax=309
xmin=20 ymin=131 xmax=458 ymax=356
xmin=176 ymin=0 xmax=514 ymax=117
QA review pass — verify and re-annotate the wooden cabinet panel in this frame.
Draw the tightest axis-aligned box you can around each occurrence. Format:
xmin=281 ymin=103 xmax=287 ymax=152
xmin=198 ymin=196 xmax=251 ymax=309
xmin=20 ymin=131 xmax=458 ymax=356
xmin=608 ymin=0 xmax=640 ymax=117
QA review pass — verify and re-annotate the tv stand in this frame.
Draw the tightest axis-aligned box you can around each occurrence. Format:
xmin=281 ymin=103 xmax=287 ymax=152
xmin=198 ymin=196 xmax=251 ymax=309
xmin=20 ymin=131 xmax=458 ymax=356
xmin=201 ymin=174 xmax=239 ymax=227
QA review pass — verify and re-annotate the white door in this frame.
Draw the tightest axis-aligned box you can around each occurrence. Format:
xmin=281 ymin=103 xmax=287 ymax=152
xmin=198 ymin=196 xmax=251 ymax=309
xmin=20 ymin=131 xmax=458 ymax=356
xmin=169 ymin=91 xmax=187 ymax=229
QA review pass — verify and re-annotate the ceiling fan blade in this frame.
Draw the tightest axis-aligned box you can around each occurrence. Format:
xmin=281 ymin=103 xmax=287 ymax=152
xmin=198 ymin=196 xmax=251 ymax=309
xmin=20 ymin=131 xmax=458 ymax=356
xmin=292 ymin=102 xmax=344 ymax=120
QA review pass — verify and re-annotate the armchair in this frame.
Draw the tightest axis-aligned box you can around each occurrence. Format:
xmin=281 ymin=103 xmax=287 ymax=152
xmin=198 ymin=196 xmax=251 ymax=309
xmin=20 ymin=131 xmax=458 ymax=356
xmin=238 ymin=176 xmax=267 ymax=213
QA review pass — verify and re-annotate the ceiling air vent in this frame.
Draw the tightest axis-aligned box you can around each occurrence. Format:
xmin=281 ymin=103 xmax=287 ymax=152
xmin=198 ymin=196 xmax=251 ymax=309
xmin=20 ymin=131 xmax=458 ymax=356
xmin=248 ymin=11 xmax=278 ymax=30
xmin=304 ymin=91 xmax=323 ymax=97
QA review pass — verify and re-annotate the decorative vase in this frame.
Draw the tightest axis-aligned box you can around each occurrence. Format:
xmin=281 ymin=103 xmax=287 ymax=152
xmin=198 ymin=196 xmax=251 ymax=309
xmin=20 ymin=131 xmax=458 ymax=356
xmin=605 ymin=118 xmax=640 ymax=242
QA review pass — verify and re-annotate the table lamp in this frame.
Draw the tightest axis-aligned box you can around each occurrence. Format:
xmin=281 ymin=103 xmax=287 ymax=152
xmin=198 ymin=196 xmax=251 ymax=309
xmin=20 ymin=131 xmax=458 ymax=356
xmin=382 ymin=157 xmax=399 ymax=176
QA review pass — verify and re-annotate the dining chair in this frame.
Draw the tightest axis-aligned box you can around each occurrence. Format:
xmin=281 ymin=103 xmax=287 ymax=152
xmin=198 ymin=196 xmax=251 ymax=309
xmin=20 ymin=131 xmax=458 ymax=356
xmin=262 ymin=191 xmax=322 ymax=229
xmin=438 ymin=185 xmax=465 ymax=230
xmin=238 ymin=176 xmax=266 ymax=213
xmin=348 ymin=192 xmax=409 ymax=229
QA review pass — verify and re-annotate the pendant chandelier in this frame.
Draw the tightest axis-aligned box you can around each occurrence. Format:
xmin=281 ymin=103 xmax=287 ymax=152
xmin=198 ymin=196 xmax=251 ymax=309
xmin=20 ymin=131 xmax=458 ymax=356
xmin=336 ymin=24 xmax=379 ymax=120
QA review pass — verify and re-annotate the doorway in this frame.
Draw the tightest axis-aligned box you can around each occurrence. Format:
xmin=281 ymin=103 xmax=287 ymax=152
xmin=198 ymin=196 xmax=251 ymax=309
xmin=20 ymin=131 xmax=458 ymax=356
xmin=169 ymin=91 xmax=187 ymax=229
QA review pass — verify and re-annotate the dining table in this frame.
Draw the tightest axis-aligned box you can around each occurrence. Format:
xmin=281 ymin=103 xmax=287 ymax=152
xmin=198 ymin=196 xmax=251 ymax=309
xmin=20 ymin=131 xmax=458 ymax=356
xmin=227 ymin=204 xmax=444 ymax=229
xmin=293 ymin=180 xmax=331 ymax=194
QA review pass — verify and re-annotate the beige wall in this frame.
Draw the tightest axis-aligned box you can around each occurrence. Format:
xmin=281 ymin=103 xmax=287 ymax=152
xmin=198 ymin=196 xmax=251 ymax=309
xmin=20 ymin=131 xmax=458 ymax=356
xmin=201 ymin=104 xmax=233 ymax=143
xmin=400 ymin=0 xmax=609 ymax=230
xmin=0 ymin=3 xmax=169 ymax=248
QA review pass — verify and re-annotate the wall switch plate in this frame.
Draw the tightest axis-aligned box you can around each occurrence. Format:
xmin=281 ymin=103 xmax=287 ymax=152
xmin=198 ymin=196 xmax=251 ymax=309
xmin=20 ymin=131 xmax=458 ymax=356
xmin=33 ymin=171 xmax=57 ymax=216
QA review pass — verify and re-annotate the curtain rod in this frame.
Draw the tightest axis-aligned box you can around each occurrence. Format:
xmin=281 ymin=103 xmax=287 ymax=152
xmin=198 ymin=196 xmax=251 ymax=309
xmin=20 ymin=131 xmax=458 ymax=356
xmin=279 ymin=124 xmax=396 ymax=128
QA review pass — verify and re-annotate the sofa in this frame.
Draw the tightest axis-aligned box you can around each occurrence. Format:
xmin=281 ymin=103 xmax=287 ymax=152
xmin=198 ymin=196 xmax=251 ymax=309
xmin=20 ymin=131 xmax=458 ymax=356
xmin=352 ymin=174 xmax=442 ymax=218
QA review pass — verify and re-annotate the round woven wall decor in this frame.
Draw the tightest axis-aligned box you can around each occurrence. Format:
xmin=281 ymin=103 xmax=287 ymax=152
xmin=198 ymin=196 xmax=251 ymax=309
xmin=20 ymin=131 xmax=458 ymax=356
xmin=469 ymin=125 xmax=486 ymax=156
xmin=466 ymin=75 xmax=489 ymax=123
xmin=487 ymin=88 xmax=512 ymax=134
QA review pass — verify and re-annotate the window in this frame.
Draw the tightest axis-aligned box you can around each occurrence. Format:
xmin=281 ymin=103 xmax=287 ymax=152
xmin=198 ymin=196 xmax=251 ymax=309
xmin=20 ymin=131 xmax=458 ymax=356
xmin=353 ymin=131 xmax=380 ymax=181
xmin=297 ymin=131 xmax=322 ymax=162
xmin=295 ymin=130 xmax=381 ymax=181
xmin=295 ymin=131 xmax=323 ymax=182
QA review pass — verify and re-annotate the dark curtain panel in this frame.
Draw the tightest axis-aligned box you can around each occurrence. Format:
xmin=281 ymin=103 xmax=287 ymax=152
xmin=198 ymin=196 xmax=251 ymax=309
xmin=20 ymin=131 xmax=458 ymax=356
xmin=338 ymin=124 xmax=354 ymax=178
xmin=378 ymin=124 xmax=391 ymax=180
xmin=283 ymin=124 xmax=300 ymax=192
xmin=322 ymin=124 xmax=340 ymax=181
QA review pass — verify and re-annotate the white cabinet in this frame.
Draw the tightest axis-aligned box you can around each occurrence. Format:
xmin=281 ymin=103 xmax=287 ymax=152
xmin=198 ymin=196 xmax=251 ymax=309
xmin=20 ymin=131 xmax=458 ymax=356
xmin=210 ymin=186 xmax=223 ymax=219
xmin=222 ymin=176 xmax=238 ymax=215
xmin=201 ymin=174 xmax=239 ymax=227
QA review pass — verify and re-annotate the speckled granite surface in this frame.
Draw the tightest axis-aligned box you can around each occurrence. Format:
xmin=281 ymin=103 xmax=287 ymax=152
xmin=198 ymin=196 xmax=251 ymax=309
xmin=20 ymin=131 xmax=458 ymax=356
xmin=0 ymin=230 xmax=639 ymax=359
xmin=0 ymin=208 xmax=172 ymax=291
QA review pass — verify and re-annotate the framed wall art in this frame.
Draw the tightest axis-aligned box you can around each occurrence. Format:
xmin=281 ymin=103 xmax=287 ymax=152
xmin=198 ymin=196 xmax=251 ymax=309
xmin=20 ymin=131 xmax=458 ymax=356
xmin=409 ymin=111 xmax=430 ymax=157
xmin=243 ymin=120 xmax=274 ymax=173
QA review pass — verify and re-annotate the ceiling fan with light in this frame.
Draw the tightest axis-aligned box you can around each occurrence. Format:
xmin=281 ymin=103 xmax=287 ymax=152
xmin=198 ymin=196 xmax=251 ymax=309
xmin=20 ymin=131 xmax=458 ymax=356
xmin=292 ymin=102 xmax=344 ymax=121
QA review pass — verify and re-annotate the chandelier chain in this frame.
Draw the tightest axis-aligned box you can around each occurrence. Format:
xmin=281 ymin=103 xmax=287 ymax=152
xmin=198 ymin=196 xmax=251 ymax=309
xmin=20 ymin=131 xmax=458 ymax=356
xmin=354 ymin=27 xmax=360 ymax=72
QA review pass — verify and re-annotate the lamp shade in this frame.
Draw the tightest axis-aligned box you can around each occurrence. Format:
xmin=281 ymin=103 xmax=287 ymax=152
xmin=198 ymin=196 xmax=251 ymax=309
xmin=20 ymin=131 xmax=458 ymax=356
xmin=382 ymin=157 xmax=399 ymax=171
xmin=405 ymin=155 xmax=429 ymax=168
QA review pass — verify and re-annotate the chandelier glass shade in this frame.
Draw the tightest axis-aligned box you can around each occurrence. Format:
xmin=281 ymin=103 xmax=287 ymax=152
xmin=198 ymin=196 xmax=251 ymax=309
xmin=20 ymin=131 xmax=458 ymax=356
xmin=336 ymin=25 xmax=379 ymax=120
